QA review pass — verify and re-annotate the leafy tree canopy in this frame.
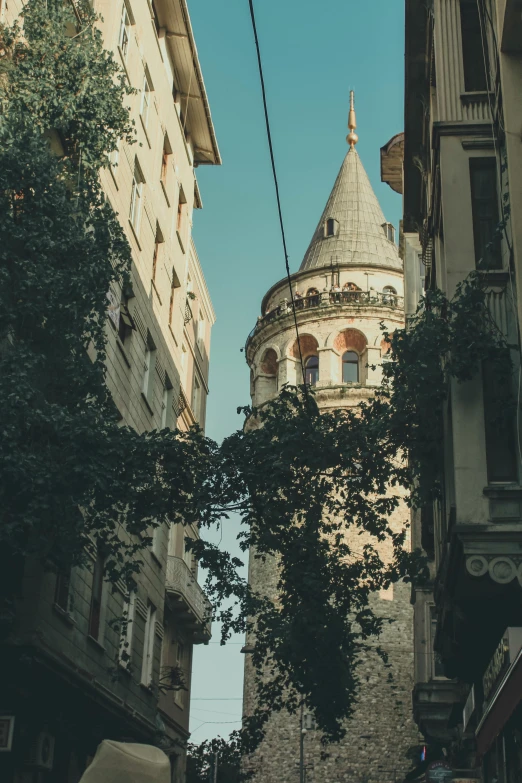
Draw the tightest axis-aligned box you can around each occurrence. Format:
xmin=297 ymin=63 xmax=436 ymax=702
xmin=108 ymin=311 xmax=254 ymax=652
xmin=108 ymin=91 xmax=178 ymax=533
xmin=186 ymin=732 xmax=252 ymax=783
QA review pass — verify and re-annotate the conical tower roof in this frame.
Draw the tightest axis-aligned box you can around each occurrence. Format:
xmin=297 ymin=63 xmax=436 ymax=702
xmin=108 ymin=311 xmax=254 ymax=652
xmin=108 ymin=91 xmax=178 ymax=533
xmin=299 ymin=96 xmax=402 ymax=273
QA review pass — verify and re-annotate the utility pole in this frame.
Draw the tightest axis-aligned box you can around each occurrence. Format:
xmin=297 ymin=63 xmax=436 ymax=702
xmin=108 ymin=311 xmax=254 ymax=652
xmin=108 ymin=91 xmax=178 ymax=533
xmin=299 ymin=705 xmax=306 ymax=783
xmin=213 ymin=751 xmax=218 ymax=783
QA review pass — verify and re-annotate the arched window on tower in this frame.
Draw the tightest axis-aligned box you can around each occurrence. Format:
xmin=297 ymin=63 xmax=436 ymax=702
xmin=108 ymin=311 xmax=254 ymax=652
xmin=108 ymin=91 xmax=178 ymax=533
xmin=383 ymin=285 xmax=397 ymax=305
xmin=305 ymin=356 xmax=319 ymax=386
xmin=342 ymin=351 xmax=359 ymax=383
xmin=306 ymin=288 xmax=320 ymax=307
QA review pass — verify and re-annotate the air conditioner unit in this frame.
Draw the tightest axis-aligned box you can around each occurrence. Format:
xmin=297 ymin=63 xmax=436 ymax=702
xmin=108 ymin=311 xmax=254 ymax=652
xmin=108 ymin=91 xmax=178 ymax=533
xmin=27 ymin=732 xmax=55 ymax=770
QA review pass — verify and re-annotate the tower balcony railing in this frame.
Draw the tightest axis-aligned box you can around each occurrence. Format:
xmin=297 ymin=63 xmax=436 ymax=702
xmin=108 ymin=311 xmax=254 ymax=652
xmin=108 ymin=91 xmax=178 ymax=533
xmin=246 ymin=289 xmax=404 ymax=349
xmin=165 ymin=556 xmax=212 ymax=644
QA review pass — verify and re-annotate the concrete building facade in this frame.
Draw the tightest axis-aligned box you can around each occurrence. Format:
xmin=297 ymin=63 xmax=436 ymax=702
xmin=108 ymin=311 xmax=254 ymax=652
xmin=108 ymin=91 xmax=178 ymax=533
xmin=402 ymin=0 xmax=522 ymax=779
xmin=0 ymin=1 xmax=217 ymax=781
xmin=242 ymin=100 xmax=421 ymax=783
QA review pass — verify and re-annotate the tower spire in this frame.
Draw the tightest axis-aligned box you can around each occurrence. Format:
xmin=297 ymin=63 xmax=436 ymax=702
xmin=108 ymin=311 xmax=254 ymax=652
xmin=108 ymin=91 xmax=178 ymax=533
xmin=347 ymin=90 xmax=358 ymax=148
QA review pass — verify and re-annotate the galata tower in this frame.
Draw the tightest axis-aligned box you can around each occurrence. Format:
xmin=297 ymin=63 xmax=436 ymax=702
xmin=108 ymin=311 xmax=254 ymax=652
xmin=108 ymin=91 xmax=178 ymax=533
xmin=242 ymin=94 xmax=420 ymax=783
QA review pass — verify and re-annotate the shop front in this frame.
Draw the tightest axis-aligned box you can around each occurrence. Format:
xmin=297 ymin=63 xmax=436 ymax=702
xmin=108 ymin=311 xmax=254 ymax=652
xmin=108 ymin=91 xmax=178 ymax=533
xmin=474 ymin=627 xmax=522 ymax=782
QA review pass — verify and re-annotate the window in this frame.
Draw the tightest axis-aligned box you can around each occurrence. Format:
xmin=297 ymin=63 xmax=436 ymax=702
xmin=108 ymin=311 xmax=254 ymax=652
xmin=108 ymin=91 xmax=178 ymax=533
xmin=470 ymin=158 xmax=501 ymax=269
xmin=383 ymin=285 xmax=398 ymax=305
xmin=151 ymin=523 xmax=162 ymax=560
xmin=142 ymin=336 xmax=157 ymax=404
xmin=176 ymin=186 xmax=187 ymax=233
xmin=141 ymin=602 xmax=157 ymax=686
xmin=160 ymin=135 xmax=172 ymax=200
xmin=161 ymin=374 xmax=174 ymax=429
xmin=183 ymin=536 xmax=194 ymax=571
xmin=306 ymin=288 xmax=320 ymax=307
xmin=118 ymin=298 xmax=134 ymax=344
xmin=169 ymin=270 xmax=181 ymax=327
xmin=382 ymin=222 xmax=395 ymax=243
xmin=152 ymin=224 xmax=164 ymax=283
xmin=54 ymin=569 xmax=71 ymax=613
xmin=110 ymin=138 xmax=120 ymax=169
xmin=88 ymin=551 xmax=105 ymax=641
xmin=192 ymin=376 xmax=201 ymax=420
xmin=174 ymin=642 xmax=185 ymax=706
xmin=119 ymin=591 xmax=136 ymax=669
xmin=305 ymin=356 xmax=319 ymax=386
xmin=197 ymin=312 xmax=205 ymax=353
xmin=140 ymin=72 xmax=152 ymax=129
xmin=460 ymin=0 xmax=488 ymax=92
xmin=342 ymin=351 xmax=359 ymax=383
xmin=129 ymin=160 xmax=144 ymax=232
xmin=118 ymin=3 xmax=131 ymax=61
xmin=151 ymin=0 xmax=161 ymax=36
xmin=324 ymin=217 xmax=339 ymax=238
xmin=430 ymin=606 xmax=446 ymax=679
xmin=483 ymin=362 xmax=517 ymax=482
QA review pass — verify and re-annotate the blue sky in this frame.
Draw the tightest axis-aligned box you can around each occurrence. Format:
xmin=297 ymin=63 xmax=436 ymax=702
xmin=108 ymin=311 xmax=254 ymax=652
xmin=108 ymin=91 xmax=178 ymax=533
xmin=188 ymin=0 xmax=404 ymax=743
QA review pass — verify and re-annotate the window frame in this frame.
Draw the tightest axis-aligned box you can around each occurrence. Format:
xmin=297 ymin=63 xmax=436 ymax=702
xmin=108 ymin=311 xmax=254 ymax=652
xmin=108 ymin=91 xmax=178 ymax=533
xmin=141 ymin=602 xmax=157 ymax=687
xmin=129 ymin=161 xmax=145 ymax=233
xmin=88 ymin=551 xmax=105 ymax=642
xmin=469 ymin=157 xmax=502 ymax=270
xmin=161 ymin=373 xmax=174 ymax=429
xmin=142 ymin=334 xmax=157 ymax=404
xmin=304 ymin=355 xmax=319 ymax=387
xmin=176 ymin=186 xmax=187 ymax=234
xmin=54 ymin=569 xmax=72 ymax=613
xmin=140 ymin=71 xmax=153 ymax=129
xmin=192 ymin=375 xmax=201 ymax=420
xmin=324 ymin=217 xmax=339 ymax=238
xmin=459 ymin=0 xmax=489 ymax=93
xmin=342 ymin=351 xmax=359 ymax=384
xmin=119 ymin=591 xmax=136 ymax=669
xmin=118 ymin=3 xmax=132 ymax=62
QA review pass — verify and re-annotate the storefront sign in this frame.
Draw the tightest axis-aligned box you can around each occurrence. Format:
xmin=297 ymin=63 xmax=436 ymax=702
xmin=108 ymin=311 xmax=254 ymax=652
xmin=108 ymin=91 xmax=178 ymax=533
xmin=483 ymin=627 xmax=522 ymax=701
xmin=0 ymin=716 xmax=15 ymax=751
xmin=426 ymin=760 xmax=452 ymax=782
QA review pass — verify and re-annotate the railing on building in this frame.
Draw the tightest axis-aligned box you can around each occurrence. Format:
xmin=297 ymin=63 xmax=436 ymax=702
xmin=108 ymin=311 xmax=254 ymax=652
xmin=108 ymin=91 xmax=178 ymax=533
xmin=245 ymin=289 xmax=404 ymax=350
xmin=165 ymin=556 xmax=212 ymax=643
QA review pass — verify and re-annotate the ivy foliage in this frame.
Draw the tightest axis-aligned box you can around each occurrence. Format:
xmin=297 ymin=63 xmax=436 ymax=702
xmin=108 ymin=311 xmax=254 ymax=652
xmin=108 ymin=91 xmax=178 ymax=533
xmin=380 ymin=272 xmax=512 ymax=506
xmin=0 ymin=0 xmax=214 ymax=583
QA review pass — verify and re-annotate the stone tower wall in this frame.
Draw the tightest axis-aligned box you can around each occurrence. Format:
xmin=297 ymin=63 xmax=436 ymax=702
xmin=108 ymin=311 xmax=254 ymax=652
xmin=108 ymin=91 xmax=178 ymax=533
xmin=243 ymin=266 xmax=421 ymax=783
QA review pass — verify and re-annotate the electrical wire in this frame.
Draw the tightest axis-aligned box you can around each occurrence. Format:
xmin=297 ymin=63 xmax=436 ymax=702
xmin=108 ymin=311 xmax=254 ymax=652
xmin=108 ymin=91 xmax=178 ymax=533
xmin=247 ymin=0 xmax=307 ymax=389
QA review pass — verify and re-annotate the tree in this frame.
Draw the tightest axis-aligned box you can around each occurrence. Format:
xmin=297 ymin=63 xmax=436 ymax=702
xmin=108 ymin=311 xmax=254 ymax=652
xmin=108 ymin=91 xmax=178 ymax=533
xmin=186 ymin=732 xmax=252 ymax=783
xmin=0 ymin=0 xmax=213 ymax=586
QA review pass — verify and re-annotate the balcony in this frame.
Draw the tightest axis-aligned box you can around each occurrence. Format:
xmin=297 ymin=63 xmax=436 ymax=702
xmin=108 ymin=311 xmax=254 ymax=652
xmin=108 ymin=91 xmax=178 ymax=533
xmin=246 ymin=290 xmax=404 ymax=350
xmin=165 ymin=557 xmax=212 ymax=644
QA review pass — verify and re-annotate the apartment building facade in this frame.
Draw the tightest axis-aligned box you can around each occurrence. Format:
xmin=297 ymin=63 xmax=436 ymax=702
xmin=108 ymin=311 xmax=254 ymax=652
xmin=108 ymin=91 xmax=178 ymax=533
xmin=0 ymin=1 xmax=218 ymax=781
xmin=402 ymin=0 xmax=522 ymax=779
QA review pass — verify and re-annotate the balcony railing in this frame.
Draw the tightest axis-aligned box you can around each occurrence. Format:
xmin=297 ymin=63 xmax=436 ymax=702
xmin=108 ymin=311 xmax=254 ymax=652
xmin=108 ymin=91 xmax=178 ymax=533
xmin=165 ymin=556 xmax=212 ymax=643
xmin=246 ymin=290 xmax=404 ymax=349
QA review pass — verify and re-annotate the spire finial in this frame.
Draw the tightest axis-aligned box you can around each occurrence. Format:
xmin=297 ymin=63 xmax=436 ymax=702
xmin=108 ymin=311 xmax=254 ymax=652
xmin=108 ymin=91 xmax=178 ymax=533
xmin=347 ymin=90 xmax=358 ymax=148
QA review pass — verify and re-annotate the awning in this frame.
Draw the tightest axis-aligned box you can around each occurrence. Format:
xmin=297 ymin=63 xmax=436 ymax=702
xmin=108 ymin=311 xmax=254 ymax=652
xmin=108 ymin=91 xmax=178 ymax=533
xmin=476 ymin=647 xmax=522 ymax=757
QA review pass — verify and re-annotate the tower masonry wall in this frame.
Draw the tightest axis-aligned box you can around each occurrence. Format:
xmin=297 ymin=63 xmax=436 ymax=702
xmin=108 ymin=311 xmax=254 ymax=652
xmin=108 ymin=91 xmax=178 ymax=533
xmin=243 ymin=281 xmax=421 ymax=783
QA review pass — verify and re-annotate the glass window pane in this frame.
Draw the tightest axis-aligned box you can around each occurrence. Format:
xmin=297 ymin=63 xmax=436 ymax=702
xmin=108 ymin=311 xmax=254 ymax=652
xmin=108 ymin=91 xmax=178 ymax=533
xmin=342 ymin=352 xmax=359 ymax=383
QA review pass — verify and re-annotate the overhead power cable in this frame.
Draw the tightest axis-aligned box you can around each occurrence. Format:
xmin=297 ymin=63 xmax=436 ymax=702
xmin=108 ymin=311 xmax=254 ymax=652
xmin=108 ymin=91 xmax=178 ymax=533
xmin=247 ymin=0 xmax=307 ymax=389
